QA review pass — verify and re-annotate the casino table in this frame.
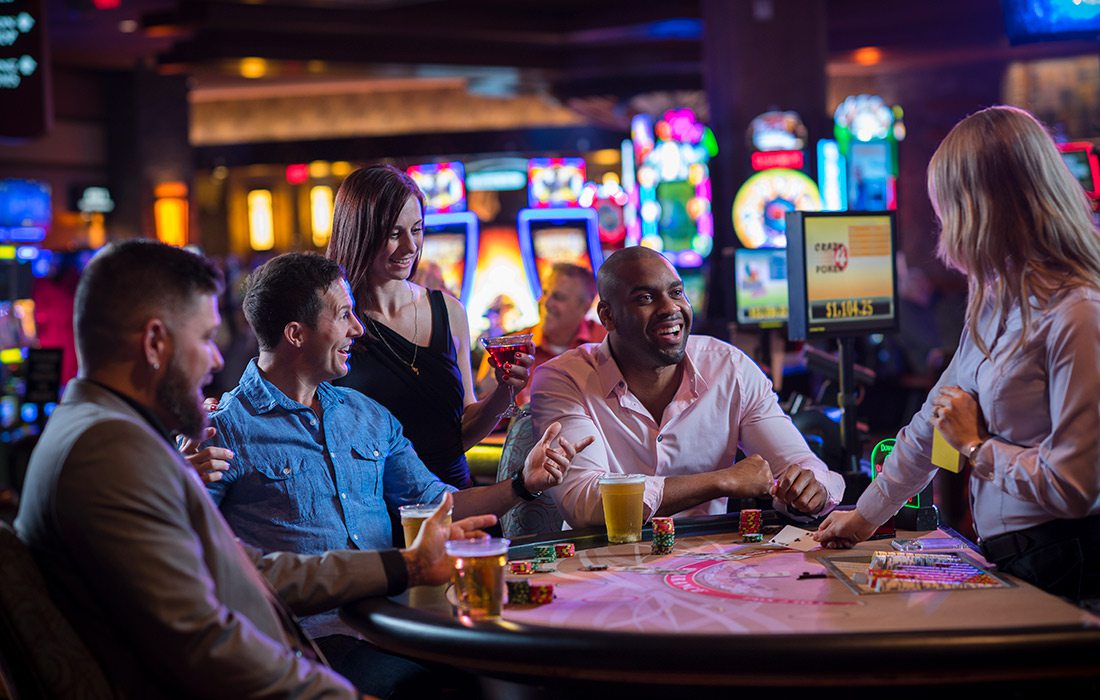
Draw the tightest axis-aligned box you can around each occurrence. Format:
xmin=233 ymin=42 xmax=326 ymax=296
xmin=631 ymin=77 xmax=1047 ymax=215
xmin=341 ymin=512 xmax=1100 ymax=695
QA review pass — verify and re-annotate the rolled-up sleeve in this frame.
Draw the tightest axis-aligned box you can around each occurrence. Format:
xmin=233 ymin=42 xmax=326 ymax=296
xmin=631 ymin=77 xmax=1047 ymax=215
xmin=531 ymin=362 xmax=666 ymax=528
xmin=737 ymin=364 xmax=845 ymax=517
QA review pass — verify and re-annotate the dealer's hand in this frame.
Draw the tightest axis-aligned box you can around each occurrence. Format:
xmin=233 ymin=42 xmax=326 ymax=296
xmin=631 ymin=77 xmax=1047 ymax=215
xmin=771 ymin=464 xmax=829 ymax=515
xmin=930 ymin=386 xmax=989 ymax=452
xmin=812 ymin=510 xmax=877 ymax=549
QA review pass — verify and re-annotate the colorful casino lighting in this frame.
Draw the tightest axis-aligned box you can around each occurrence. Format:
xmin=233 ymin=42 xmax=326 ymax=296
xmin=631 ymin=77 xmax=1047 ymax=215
xmin=310 ymin=186 xmax=334 ymax=248
xmin=247 ymin=190 xmax=275 ymax=251
xmin=633 ymin=108 xmax=714 ymax=267
xmin=153 ymin=181 xmax=188 ymax=247
xmin=285 ymin=164 xmax=309 ymax=185
xmin=408 ymin=162 xmax=467 ymax=214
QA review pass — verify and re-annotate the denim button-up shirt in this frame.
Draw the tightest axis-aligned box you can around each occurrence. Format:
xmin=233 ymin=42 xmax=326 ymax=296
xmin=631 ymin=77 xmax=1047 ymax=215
xmin=205 ymin=360 xmax=454 ymax=637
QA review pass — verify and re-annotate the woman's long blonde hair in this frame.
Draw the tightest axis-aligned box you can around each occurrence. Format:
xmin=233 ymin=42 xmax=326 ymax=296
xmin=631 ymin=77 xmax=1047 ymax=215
xmin=929 ymin=106 xmax=1100 ymax=356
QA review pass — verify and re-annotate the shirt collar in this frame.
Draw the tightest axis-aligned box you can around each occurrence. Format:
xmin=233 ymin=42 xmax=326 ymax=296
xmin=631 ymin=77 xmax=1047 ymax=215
xmin=594 ymin=335 xmax=706 ymax=399
xmin=238 ymin=358 xmax=345 ymax=415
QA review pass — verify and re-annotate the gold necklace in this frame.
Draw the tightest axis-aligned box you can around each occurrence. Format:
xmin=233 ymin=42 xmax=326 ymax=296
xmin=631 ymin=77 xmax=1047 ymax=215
xmin=367 ymin=281 xmax=420 ymax=376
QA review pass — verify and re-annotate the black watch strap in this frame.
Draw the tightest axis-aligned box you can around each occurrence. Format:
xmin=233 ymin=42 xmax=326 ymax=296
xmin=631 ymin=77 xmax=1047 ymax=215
xmin=511 ymin=469 xmax=542 ymax=502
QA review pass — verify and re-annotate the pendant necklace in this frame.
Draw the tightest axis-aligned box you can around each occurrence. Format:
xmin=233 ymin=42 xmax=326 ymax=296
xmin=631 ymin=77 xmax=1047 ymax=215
xmin=367 ymin=281 xmax=420 ymax=376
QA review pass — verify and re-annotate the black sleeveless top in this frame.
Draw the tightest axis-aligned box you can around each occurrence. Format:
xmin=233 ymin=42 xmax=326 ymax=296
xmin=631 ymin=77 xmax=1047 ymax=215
xmin=337 ymin=289 xmax=471 ymax=489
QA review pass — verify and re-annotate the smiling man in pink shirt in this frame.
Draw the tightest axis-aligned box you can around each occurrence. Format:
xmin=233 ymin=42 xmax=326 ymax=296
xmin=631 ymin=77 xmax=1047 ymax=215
xmin=531 ymin=247 xmax=844 ymax=528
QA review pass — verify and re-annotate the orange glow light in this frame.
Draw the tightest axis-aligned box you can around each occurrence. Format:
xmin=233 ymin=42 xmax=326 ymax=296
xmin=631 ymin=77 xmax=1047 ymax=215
xmin=154 ymin=198 xmax=188 ymax=247
xmin=852 ymin=46 xmax=882 ymax=66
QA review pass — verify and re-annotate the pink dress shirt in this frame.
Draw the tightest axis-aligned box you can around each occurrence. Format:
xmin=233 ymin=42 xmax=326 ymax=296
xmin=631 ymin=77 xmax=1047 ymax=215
xmin=858 ymin=286 xmax=1100 ymax=539
xmin=530 ymin=335 xmax=845 ymax=528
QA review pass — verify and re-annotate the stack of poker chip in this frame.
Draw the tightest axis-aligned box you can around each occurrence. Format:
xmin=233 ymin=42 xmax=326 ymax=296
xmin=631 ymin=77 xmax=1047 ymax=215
xmin=506 ymin=579 xmax=531 ymax=604
xmin=650 ymin=517 xmax=675 ymax=555
xmin=739 ymin=508 xmax=762 ymax=536
xmin=532 ymin=545 xmax=557 ymax=565
xmin=554 ymin=542 xmax=576 ymax=558
xmin=528 ymin=584 xmax=554 ymax=604
xmin=509 ymin=561 xmax=535 ymax=575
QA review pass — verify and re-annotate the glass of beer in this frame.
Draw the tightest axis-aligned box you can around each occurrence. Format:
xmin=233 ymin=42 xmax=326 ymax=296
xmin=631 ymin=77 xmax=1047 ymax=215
xmin=445 ymin=537 xmax=510 ymax=619
xmin=399 ymin=503 xmax=452 ymax=547
xmin=599 ymin=474 xmax=647 ymax=544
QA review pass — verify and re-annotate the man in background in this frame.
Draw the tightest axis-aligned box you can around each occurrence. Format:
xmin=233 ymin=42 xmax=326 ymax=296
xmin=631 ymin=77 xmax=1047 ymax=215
xmin=478 ymin=261 xmax=605 ymax=406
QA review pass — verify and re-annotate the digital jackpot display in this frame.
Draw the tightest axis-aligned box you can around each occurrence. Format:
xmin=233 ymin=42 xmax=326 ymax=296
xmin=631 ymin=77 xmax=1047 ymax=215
xmin=734 ymin=248 xmax=788 ymax=328
xmin=786 ymin=212 xmax=897 ymax=340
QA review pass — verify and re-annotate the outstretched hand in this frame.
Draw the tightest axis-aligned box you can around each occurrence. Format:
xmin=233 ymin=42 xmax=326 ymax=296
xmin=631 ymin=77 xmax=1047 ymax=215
xmin=522 ymin=421 xmax=595 ymax=493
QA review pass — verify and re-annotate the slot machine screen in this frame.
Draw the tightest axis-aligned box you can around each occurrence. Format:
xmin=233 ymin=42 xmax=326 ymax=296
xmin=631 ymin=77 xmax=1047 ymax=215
xmin=656 ymin=181 xmax=697 ymax=249
xmin=848 ymin=142 xmax=891 ymax=211
xmin=530 ymin=223 xmax=591 ymax=287
xmin=1059 ymin=148 xmax=1100 ymax=196
xmin=734 ymin=248 xmax=788 ymax=328
xmin=786 ymin=212 xmax=898 ymax=340
xmin=421 ymin=224 xmax=468 ymax=299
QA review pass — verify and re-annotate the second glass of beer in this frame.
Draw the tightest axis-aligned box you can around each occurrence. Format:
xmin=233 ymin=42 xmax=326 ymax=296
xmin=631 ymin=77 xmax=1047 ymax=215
xmin=598 ymin=474 xmax=646 ymax=543
xmin=399 ymin=503 xmax=452 ymax=546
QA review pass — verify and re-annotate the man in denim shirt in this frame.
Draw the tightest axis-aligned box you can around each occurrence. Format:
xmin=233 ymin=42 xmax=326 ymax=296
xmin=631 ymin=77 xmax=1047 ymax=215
xmin=186 ymin=253 xmax=591 ymax=697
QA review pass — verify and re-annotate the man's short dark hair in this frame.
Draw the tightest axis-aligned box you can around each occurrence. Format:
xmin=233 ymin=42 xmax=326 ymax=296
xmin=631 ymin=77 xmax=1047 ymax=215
xmin=243 ymin=253 xmax=345 ymax=351
xmin=75 ymin=240 xmax=223 ymax=372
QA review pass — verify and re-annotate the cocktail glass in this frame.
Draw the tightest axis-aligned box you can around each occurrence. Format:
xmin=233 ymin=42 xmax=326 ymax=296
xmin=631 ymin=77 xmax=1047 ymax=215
xmin=479 ymin=333 xmax=532 ymax=418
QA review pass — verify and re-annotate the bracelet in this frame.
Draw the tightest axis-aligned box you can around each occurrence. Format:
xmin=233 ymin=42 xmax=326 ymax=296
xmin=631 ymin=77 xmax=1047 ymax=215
xmin=511 ymin=469 xmax=542 ymax=502
xmin=964 ymin=439 xmax=985 ymax=464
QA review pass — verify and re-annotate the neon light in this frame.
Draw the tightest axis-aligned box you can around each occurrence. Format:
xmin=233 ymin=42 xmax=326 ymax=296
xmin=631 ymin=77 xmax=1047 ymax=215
xmin=407 ymin=162 xmax=467 ymax=213
xmin=154 ymin=198 xmax=188 ymax=247
xmin=0 ymin=348 xmax=22 ymax=364
xmin=285 ymin=164 xmax=309 ymax=185
xmin=310 ymin=186 xmax=333 ymax=247
xmin=247 ymin=190 xmax=274 ymax=251
xmin=516 ymin=208 xmax=603 ymax=301
xmin=817 ymin=140 xmax=847 ymax=212
xmin=527 ymin=158 xmax=586 ymax=208
xmin=752 ymin=150 xmax=805 ymax=171
xmin=424 ymin=211 xmax=480 ymax=304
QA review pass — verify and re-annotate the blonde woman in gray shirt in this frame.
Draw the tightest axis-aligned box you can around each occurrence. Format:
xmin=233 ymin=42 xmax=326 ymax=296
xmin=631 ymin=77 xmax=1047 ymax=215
xmin=815 ymin=106 xmax=1100 ymax=605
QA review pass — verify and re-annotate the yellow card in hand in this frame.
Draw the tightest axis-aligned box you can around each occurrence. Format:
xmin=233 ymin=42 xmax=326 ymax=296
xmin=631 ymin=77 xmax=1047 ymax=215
xmin=931 ymin=428 xmax=964 ymax=473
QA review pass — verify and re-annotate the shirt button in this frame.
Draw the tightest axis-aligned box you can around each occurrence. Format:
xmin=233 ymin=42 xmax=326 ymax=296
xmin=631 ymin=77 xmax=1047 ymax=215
xmin=282 ymin=466 xmax=292 ymax=475
xmin=656 ymin=435 xmax=663 ymax=443
xmin=295 ymin=650 xmax=303 ymax=658
xmin=352 ymin=534 xmax=359 ymax=541
xmin=309 ymin=418 xmax=317 ymax=427
xmin=340 ymin=492 xmax=347 ymax=499
xmin=373 ymin=450 xmax=380 ymax=457
xmin=329 ymin=451 xmax=336 ymax=459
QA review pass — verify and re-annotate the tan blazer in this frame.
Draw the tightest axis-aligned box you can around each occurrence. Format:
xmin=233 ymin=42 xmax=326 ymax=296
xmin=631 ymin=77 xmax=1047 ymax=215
xmin=16 ymin=380 xmax=398 ymax=699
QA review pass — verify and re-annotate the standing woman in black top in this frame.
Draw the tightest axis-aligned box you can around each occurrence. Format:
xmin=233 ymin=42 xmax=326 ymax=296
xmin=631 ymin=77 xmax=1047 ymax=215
xmin=327 ymin=165 xmax=534 ymax=488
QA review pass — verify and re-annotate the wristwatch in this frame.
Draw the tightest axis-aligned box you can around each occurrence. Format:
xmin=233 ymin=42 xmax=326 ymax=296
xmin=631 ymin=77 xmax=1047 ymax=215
xmin=511 ymin=469 xmax=542 ymax=502
xmin=964 ymin=440 xmax=985 ymax=464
